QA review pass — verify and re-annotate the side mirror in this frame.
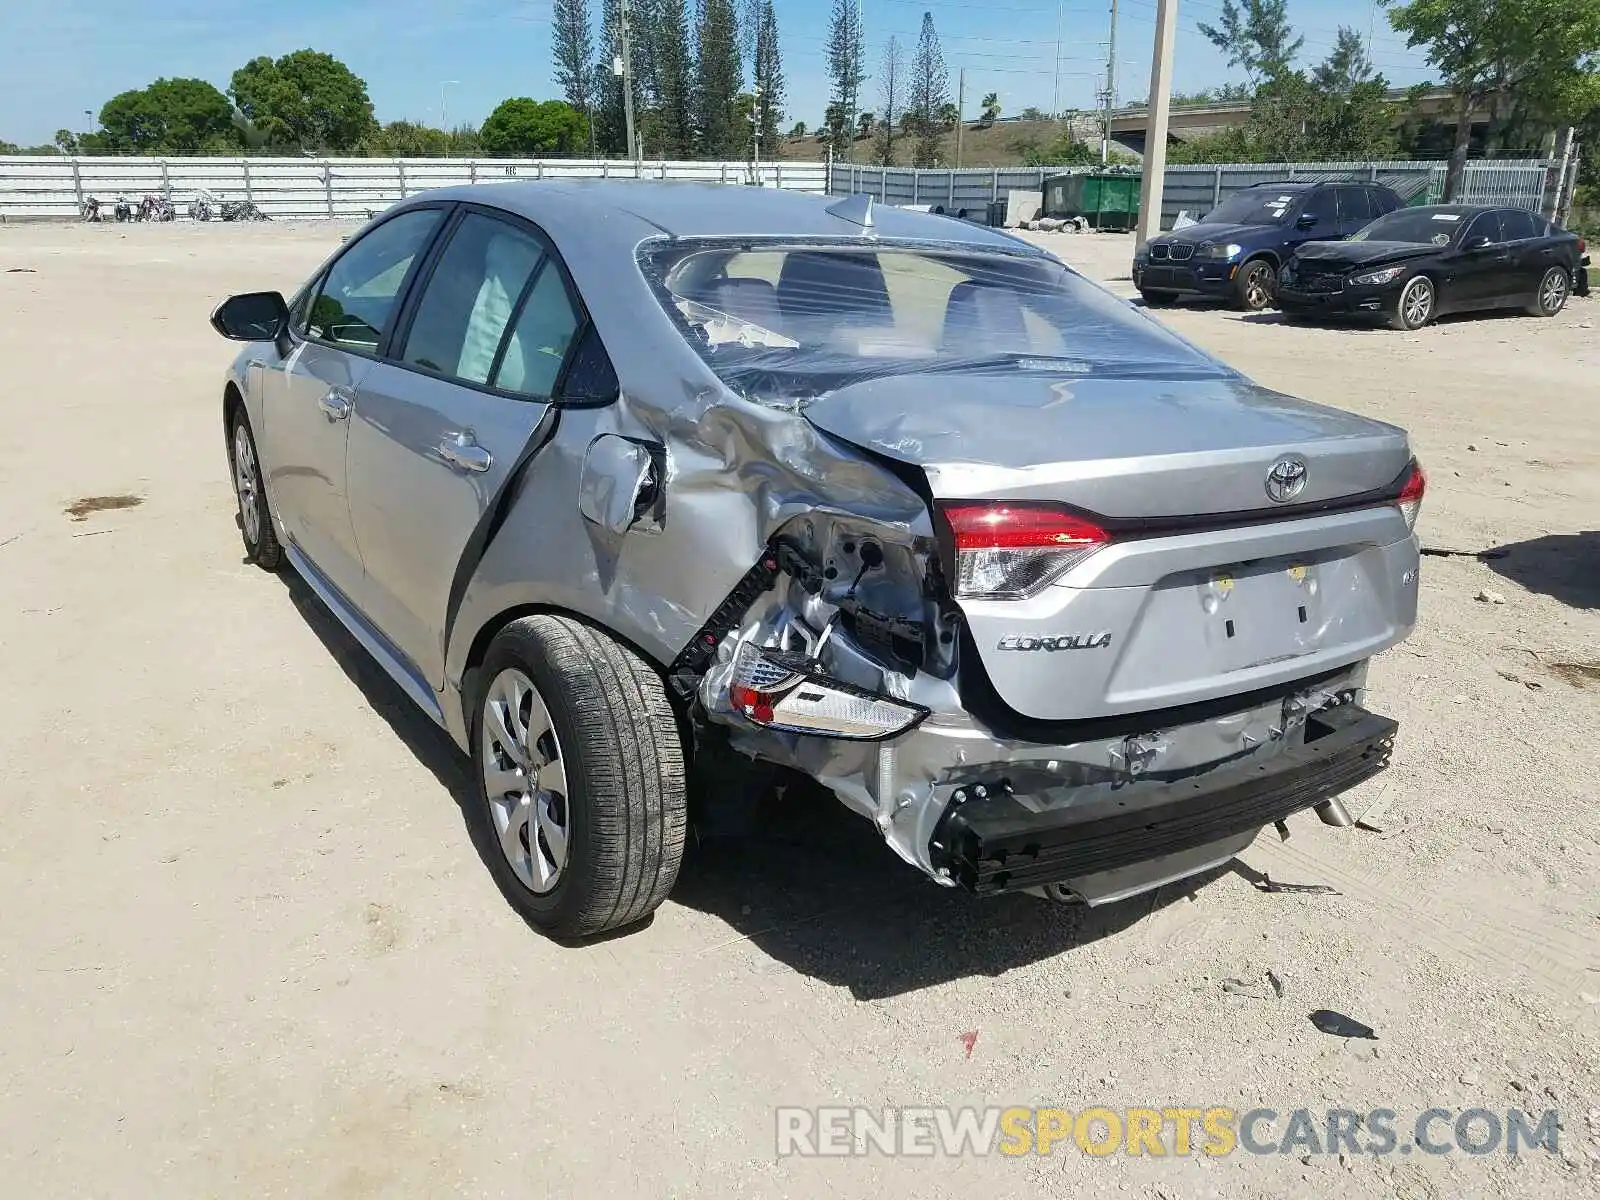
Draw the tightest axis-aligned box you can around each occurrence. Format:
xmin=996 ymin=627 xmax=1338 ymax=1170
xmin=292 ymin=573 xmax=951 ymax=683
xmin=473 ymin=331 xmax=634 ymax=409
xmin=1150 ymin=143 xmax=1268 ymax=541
xmin=1462 ymin=235 xmax=1492 ymax=251
xmin=1295 ymin=212 xmax=1318 ymax=229
xmin=210 ymin=291 xmax=288 ymax=341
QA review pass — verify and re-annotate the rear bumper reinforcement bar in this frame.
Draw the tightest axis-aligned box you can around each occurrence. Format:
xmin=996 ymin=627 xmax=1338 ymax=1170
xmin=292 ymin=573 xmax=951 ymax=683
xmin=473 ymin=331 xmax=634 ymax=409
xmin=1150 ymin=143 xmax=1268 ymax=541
xmin=931 ymin=704 xmax=1397 ymax=895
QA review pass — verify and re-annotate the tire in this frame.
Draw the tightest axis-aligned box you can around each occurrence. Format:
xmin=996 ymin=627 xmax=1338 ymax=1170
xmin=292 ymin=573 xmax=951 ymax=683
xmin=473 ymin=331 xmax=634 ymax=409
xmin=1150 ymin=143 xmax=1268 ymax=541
xmin=1527 ymin=265 xmax=1569 ymax=317
xmin=469 ymin=615 xmax=687 ymax=940
xmin=1389 ymin=275 xmax=1435 ymax=331
xmin=1139 ymin=289 xmax=1179 ymax=306
xmin=1232 ymin=258 xmax=1276 ymax=311
xmin=229 ymin=407 xmax=282 ymax=570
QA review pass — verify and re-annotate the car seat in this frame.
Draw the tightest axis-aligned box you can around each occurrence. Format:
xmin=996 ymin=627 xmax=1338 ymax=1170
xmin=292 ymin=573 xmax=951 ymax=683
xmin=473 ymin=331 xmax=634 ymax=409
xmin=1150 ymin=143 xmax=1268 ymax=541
xmin=941 ymin=280 xmax=1029 ymax=353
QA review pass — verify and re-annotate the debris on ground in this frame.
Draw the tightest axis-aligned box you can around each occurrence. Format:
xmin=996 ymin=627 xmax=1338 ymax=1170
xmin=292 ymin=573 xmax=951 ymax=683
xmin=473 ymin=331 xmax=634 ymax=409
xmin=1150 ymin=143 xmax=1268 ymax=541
xmin=1420 ymin=546 xmax=1508 ymax=559
xmin=64 ymin=494 xmax=142 ymax=522
xmin=959 ymin=1030 xmax=978 ymax=1058
xmin=1309 ymin=1009 xmax=1378 ymax=1039
xmin=1496 ymin=669 xmax=1543 ymax=690
xmin=1548 ymin=661 xmax=1600 ymax=689
xmin=1474 ymin=589 xmax=1507 ymax=605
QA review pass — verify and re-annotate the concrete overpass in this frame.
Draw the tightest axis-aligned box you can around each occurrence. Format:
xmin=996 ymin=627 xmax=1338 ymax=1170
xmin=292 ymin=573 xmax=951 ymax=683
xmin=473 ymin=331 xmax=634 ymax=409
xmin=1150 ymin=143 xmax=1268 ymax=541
xmin=1099 ymin=86 xmax=1487 ymax=156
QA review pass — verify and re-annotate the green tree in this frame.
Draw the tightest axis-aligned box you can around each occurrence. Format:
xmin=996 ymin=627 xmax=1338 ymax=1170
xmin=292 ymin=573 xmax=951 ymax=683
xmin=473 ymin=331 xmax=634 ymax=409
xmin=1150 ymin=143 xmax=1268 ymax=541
xmin=1198 ymin=0 xmax=1304 ymax=86
xmin=360 ymin=120 xmax=453 ymax=157
xmin=54 ymin=129 xmax=81 ymax=154
xmin=552 ymin=0 xmax=597 ymax=154
xmin=695 ymin=0 xmax=743 ymax=157
xmin=1386 ymin=0 xmax=1600 ymax=198
xmin=98 ymin=77 xmax=237 ymax=153
xmin=751 ymin=0 xmax=785 ymax=159
xmin=1313 ymin=27 xmax=1376 ymax=95
xmin=1019 ymin=105 xmax=1046 ymax=121
xmin=789 ymin=120 xmax=807 ymax=137
xmin=908 ymin=11 xmax=950 ymax=167
xmin=980 ymin=91 xmax=1001 ymax=125
xmin=826 ymin=0 xmax=866 ymax=157
xmin=229 ymin=50 xmax=376 ymax=152
xmin=646 ymin=0 xmax=696 ymax=156
xmin=875 ymin=36 xmax=906 ymax=166
xmin=480 ymin=98 xmax=589 ymax=157
xmin=1014 ymin=130 xmax=1097 ymax=166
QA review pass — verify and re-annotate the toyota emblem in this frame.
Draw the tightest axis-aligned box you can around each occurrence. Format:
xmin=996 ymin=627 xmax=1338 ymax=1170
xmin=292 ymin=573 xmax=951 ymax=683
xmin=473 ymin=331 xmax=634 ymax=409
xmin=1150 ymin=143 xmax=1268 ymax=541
xmin=1265 ymin=456 xmax=1309 ymax=503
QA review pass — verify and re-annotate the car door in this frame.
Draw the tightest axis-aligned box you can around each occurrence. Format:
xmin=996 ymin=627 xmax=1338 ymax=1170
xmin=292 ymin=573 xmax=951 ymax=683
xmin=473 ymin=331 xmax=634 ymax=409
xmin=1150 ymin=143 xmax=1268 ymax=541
xmin=1334 ymin=186 xmax=1374 ymax=238
xmin=1289 ymin=188 xmax=1339 ymax=250
xmin=343 ymin=207 xmax=584 ymax=688
xmin=1449 ymin=211 xmax=1509 ymax=309
xmin=1492 ymin=208 xmax=1545 ymax=302
xmin=258 ymin=207 xmax=447 ymax=597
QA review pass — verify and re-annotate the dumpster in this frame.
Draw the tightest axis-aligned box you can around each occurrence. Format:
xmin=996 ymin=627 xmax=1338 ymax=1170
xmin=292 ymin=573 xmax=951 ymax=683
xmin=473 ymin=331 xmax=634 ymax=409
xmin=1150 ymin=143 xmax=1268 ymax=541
xmin=1042 ymin=172 xmax=1140 ymax=231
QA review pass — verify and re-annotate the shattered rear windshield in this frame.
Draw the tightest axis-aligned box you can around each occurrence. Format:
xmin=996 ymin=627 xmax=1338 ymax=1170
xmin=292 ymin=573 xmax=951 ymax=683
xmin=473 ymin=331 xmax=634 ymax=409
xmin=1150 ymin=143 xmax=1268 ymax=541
xmin=645 ymin=240 xmax=1216 ymax=402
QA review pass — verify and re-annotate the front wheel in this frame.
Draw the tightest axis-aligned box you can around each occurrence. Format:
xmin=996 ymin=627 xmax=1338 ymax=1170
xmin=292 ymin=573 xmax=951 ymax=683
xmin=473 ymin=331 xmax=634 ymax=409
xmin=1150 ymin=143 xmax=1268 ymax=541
xmin=469 ymin=616 xmax=687 ymax=940
xmin=1232 ymin=259 xmax=1276 ymax=311
xmin=1390 ymin=276 xmax=1435 ymax=330
xmin=1527 ymin=265 xmax=1569 ymax=317
xmin=229 ymin=408 xmax=282 ymax=570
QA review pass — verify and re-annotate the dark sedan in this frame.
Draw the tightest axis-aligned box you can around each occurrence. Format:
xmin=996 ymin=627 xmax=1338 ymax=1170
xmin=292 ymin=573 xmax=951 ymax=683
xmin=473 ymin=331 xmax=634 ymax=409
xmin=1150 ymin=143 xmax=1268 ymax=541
xmin=1277 ymin=204 xmax=1584 ymax=330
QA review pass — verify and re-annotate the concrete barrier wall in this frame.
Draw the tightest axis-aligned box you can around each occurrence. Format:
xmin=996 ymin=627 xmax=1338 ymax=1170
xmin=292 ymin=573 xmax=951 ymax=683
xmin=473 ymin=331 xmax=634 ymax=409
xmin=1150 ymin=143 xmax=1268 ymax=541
xmin=0 ymin=157 xmax=829 ymax=221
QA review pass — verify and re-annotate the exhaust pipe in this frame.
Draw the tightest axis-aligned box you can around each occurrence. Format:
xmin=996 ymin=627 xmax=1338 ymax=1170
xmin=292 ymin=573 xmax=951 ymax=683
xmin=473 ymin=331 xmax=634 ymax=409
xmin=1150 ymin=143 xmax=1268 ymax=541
xmin=1315 ymin=798 xmax=1354 ymax=828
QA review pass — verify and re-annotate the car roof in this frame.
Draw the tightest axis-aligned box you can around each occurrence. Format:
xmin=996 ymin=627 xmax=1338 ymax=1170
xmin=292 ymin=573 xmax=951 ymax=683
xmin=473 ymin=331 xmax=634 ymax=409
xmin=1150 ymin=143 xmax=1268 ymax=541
xmin=412 ymin=179 xmax=1044 ymax=253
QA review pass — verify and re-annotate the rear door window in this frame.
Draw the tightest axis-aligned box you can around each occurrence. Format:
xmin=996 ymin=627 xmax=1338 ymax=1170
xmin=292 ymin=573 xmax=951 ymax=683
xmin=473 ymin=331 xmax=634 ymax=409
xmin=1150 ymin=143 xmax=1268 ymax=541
xmin=1497 ymin=209 xmax=1537 ymax=242
xmin=1336 ymin=187 xmax=1374 ymax=227
xmin=306 ymin=209 xmax=444 ymax=351
xmin=1463 ymin=211 xmax=1503 ymax=246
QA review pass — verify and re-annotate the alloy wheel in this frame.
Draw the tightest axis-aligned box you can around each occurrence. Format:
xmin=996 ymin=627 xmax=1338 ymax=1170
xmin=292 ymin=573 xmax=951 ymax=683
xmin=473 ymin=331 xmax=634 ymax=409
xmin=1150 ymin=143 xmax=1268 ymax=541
xmin=1242 ymin=263 xmax=1274 ymax=311
xmin=233 ymin=425 xmax=260 ymax=545
xmin=481 ymin=667 xmax=570 ymax=894
xmin=1541 ymin=268 xmax=1568 ymax=314
xmin=1402 ymin=279 xmax=1433 ymax=328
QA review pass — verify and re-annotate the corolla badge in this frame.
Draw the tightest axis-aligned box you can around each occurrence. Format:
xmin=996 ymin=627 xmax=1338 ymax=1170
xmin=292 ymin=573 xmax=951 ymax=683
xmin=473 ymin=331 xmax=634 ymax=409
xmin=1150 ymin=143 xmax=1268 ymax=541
xmin=1265 ymin=455 xmax=1309 ymax=503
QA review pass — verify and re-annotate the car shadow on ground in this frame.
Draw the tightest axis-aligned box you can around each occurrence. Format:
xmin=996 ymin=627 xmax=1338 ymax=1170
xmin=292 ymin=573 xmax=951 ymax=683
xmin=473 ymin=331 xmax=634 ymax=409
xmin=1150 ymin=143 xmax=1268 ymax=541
xmin=1484 ymin=531 xmax=1600 ymax=610
xmin=273 ymin=567 xmax=1215 ymax=991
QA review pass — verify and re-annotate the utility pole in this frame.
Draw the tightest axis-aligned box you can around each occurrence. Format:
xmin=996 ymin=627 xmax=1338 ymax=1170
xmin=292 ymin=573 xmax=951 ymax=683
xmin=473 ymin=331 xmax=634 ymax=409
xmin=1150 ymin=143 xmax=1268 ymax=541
xmin=955 ymin=69 xmax=966 ymax=168
xmin=1101 ymin=0 xmax=1118 ymax=164
xmin=1135 ymin=0 xmax=1178 ymax=245
xmin=751 ymin=85 xmax=763 ymax=184
xmin=619 ymin=0 xmax=639 ymax=167
xmin=1052 ymin=0 xmax=1064 ymax=119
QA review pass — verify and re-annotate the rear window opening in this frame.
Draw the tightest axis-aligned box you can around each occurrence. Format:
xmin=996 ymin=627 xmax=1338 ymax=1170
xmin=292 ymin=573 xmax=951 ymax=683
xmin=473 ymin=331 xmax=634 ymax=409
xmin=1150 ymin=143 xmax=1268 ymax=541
xmin=643 ymin=240 xmax=1216 ymax=401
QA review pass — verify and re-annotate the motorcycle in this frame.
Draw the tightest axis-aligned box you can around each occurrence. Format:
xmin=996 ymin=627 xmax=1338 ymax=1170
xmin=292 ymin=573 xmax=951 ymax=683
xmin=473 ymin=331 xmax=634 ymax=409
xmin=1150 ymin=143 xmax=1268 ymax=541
xmin=137 ymin=193 xmax=175 ymax=222
xmin=220 ymin=198 xmax=269 ymax=222
xmin=113 ymin=194 xmax=133 ymax=222
xmin=188 ymin=189 xmax=218 ymax=222
xmin=80 ymin=195 xmax=102 ymax=222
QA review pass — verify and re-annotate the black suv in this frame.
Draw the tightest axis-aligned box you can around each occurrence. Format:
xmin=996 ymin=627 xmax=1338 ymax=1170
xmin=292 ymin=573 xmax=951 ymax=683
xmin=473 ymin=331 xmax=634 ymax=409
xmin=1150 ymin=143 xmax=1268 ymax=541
xmin=1132 ymin=180 xmax=1405 ymax=311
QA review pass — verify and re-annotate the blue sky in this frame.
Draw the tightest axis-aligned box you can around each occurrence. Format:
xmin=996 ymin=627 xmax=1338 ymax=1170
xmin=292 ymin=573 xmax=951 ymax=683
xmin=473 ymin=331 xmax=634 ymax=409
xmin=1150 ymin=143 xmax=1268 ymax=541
xmin=1 ymin=0 xmax=1437 ymax=146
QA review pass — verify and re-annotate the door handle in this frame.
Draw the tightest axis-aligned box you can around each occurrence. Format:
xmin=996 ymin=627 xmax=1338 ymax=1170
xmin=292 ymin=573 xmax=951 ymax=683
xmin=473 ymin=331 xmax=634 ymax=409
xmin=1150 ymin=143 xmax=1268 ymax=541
xmin=438 ymin=431 xmax=493 ymax=473
xmin=318 ymin=387 xmax=354 ymax=422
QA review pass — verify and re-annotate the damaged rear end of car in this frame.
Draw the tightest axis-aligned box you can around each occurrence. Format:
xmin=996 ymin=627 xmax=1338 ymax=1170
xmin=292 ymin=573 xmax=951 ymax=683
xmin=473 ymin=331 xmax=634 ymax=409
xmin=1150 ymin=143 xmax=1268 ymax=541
xmin=645 ymin=229 xmax=1421 ymax=905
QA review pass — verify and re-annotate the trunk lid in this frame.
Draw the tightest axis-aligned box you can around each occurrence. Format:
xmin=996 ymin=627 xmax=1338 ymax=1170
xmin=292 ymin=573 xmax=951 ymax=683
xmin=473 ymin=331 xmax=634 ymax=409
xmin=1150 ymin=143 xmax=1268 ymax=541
xmin=803 ymin=369 xmax=1419 ymax=722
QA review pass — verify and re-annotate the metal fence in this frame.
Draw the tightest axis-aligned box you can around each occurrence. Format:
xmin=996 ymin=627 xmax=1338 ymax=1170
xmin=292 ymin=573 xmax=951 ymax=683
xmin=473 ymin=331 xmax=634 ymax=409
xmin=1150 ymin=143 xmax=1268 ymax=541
xmin=0 ymin=156 xmax=828 ymax=221
xmin=826 ymin=159 xmax=1561 ymax=229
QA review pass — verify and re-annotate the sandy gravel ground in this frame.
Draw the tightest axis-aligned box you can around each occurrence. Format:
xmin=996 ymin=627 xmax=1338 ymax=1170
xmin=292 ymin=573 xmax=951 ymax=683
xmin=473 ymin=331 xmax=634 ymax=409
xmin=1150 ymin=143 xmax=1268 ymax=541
xmin=1 ymin=219 xmax=1596 ymax=1199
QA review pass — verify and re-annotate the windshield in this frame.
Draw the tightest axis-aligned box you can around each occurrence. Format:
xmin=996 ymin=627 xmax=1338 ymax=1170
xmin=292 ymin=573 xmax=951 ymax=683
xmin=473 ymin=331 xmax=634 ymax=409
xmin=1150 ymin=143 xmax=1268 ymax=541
xmin=1350 ymin=208 xmax=1464 ymax=246
xmin=646 ymin=241 xmax=1216 ymax=402
xmin=1199 ymin=189 xmax=1305 ymax=226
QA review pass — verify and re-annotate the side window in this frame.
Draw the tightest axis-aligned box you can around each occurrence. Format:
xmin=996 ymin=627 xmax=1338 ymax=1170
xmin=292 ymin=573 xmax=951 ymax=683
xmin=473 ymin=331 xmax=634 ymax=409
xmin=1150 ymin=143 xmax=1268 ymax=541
xmin=1300 ymin=188 xmax=1338 ymax=227
xmin=401 ymin=213 xmax=548 ymax=385
xmin=306 ymin=209 xmax=443 ymax=350
xmin=1497 ymin=209 xmax=1537 ymax=241
xmin=1336 ymin=187 xmax=1373 ymax=226
xmin=1370 ymin=188 xmax=1401 ymax=215
xmin=1463 ymin=211 xmax=1503 ymax=246
xmin=495 ymin=261 xmax=581 ymax=398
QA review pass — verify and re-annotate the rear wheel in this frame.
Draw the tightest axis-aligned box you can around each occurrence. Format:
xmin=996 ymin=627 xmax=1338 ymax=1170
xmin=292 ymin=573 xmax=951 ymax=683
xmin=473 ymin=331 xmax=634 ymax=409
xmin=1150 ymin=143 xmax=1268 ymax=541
xmin=1232 ymin=259 xmax=1276 ymax=311
xmin=469 ymin=615 xmax=687 ymax=940
xmin=1390 ymin=276 xmax=1435 ymax=330
xmin=1139 ymin=288 xmax=1179 ymax=306
xmin=1527 ymin=265 xmax=1569 ymax=317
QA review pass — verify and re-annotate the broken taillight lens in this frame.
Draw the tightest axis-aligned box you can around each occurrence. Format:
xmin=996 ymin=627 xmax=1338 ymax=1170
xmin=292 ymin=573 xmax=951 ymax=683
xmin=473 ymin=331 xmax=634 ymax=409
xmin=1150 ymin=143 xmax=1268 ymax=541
xmin=1396 ymin=461 xmax=1426 ymax=531
xmin=941 ymin=502 xmax=1110 ymax=600
xmin=729 ymin=643 xmax=928 ymax=740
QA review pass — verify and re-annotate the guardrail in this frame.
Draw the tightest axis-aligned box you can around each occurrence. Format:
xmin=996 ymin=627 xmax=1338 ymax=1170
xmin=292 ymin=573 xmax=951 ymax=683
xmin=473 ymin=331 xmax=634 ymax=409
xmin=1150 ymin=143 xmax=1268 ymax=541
xmin=0 ymin=156 xmax=829 ymax=221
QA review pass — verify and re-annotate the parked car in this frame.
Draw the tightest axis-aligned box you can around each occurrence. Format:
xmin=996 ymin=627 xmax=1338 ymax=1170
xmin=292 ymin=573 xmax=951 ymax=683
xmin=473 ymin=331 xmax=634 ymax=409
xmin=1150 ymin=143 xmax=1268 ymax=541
xmin=1133 ymin=180 xmax=1405 ymax=311
xmin=1278 ymin=204 xmax=1584 ymax=330
xmin=211 ymin=183 xmax=1422 ymax=938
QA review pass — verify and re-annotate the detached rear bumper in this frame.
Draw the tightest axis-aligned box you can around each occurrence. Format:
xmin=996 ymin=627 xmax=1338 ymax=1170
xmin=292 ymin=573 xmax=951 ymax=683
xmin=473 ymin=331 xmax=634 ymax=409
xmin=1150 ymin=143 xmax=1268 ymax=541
xmin=930 ymin=703 xmax=1396 ymax=896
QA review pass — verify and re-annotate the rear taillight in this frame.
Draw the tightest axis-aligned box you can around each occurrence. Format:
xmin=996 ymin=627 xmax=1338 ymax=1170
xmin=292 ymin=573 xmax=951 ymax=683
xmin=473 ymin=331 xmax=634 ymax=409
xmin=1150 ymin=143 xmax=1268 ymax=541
xmin=941 ymin=502 xmax=1110 ymax=600
xmin=729 ymin=643 xmax=928 ymax=740
xmin=1397 ymin=461 xmax=1426 ymax=531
